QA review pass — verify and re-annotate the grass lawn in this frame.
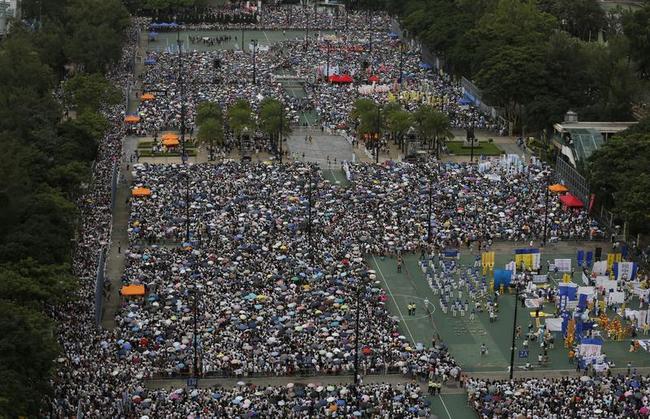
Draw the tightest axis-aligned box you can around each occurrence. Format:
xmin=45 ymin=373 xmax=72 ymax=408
xmin=446 ymin=141 xmax=503 ymax=156
xmin=137 ymin=150 xmax=197 ymax=157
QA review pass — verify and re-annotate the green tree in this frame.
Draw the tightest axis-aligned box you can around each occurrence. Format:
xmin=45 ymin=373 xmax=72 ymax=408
xmin=622 ymin=5 xmax=650 ymax=78
xmin=413 ymin=105 xmax=452 ymax=158
xmin=259 ymin=98 xmax=291 ymax=156
xmin=227 ymin=100 xmax=253 ymax=137
xmin=588 ymin=131 xmax=650 ymax=233
xmin=384 ymin=105 xmax=413 ymax=150
xmin=196 ymin=118 xmax=224 ymax=161
xmin=0 ymin=301 xmax=60 ymax=418
xmin=195 ymin=101 xmax=223 ymax=127
xmin=0 ymin=260 xmax=76 ymax=308
xmin=64 ymin=0 xmax=130 ymax=73
xmin=64 ymin=73 xmax=121 ymax=113
xmin=538 ymin=0 xmax=606 ymax=41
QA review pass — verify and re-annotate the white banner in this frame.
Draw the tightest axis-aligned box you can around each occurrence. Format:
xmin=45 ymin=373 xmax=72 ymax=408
xmin=533 ymin=274 xmax=548 ymax=284
xmin=593 ymin=261 xmax=608 ymax=275
xmin=545 ymin=317 xmax=563 ymax=332
xmin=617 ymin=262 xmax=635 ymax=281
xmin=607 ymin=291 xmax=625 ymax=305
xmin=582 ymin=272 xmax=590 ymax=285
xmin=554 ymin=259 xmax=572 ymax=272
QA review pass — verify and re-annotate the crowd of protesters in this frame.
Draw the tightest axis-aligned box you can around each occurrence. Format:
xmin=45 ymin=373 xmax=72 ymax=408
xmin=44 ymin=6 xmax=622 ymax=419
xmin=467 ymin=374 xmax=650 ymax=418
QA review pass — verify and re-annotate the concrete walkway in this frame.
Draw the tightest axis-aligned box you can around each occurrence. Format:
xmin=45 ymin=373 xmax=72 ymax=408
xmin=146 ymin=373 xmax=465 ymax=395
xmin=101 ymin=136 xmax=139 ymax=329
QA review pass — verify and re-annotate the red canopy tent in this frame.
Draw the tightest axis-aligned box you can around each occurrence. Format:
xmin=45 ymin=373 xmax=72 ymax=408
xmin=329 ymin=74 xmax=353 ymax=84
xmin=559 ymin=193 xmax=584 ymax=208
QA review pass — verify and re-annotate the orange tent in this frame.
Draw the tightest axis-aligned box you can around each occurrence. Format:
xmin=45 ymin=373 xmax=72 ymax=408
xmin=161 ymin=132 xmax=180 ymax=147
xmin=121 ymin=284 xmax=145 ymax=297
xmin=132 ymin=187 xmax=152 ymax=197
xmin=548 ymin=184 xmax=569 ymax=193
xmin=141 ymin=93 xmax=155 ymax=101
xmin=162 ymin=138 xmax=180 ymax=147
xmin=124 ymin=115 xmax=141 ymax=123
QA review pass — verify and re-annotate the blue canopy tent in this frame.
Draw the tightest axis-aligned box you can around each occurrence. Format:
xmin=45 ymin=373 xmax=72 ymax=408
xmin=144 ymin=58 xmax=156 ymax=65
xmin=419 ymin=62 xmax=432 ymax=70
xmin=388 ymin=32 xmax=399 ymax=39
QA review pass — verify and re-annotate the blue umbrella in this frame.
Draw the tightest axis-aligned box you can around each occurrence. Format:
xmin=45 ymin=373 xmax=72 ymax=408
xmin=122 ymin=342 xmax=132 ymax=350
xmin=336 ymin=399 xmax=346 ymax=406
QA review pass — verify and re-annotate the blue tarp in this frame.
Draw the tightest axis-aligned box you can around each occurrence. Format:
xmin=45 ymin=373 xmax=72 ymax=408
xmin=493 ymin=269 xmax=513 ymax=289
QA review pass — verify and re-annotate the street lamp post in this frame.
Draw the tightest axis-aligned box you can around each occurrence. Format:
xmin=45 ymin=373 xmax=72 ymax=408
xmin=279 ymin=105 xmax=284 ymax=163
xmin=509 ymin=281 xmax=520 ymax=380
xmin=241 ymin=24 xmax=245 ymax=51
xmin=325 ymin=40 xmax=331 ymax=83
xmin=307 ymin=169 xmax=314 ymax=264
xmin=542 ymin=173 xmax=550 ymax=246
xmin=251 ymin=39 xmax=258 ymax=85
xmin=353 ymin=280 xmax=362 ymax=388
xmin=305 ymin=11 xmax=310 ymax=50
xmin=192 ymin=285 xmax=200 ymax=379
xmin=427 ymin=176 xmax=434 ymax=244
xmin=398 ymin=42 xmax=404 ymax=93
xmin=375 ymin=106 xmax=381 ymax=164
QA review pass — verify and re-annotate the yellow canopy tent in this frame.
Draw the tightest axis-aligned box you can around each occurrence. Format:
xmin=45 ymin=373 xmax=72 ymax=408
xmin=132 ymin=187 xmax=152 ymax=197
xmin=124 ymin=115 xmax=141 ymax=124
xmin=161 ymin=133 xmax=180 ymax=147
xmin=141 ymin=93 xmax=155 ymax=101
xmin=548 ymin=184 xmax=569 ymax=193
xmin=120 ymin=284 xmax=146 ymax=297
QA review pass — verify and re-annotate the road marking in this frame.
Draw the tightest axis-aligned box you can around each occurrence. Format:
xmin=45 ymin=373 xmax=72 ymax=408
xmin=330 ymin=168 xmax=340 ymax=183
xmin=263 ymin=31 xmax=270 ymax=43
xmin=372 ymin=255 xmax=416 ymax=343
xmin=439 ymin=395 xmax=453 ymax=419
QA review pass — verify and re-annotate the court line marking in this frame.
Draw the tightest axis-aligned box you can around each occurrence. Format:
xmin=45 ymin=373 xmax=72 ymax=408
xmin=372 ymin=255 xmax=416 ymax=343
xmin=330 ymin=168 xmax=340 ymax=183
xmin=439 ymin=395 xmax=453 ymax=419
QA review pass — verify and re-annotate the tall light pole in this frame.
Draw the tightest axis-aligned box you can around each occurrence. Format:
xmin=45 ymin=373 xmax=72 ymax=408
xmin=251 ymin=39 xmax=258 ymax=85
xmin=353 ymin=279 xmax=362 ymax=388
xmin=398 ymin=41 xmax=404 ymax=93
xmin=509 ymin=281 xmax=520 ymax=380
xmin=427 ymin=175 xmax=434 ymax=244
xmin=279 ymin=105 xmax=284 ymax=163
xmin=241 ymin=23 xmax=245 ymax=51
xmin=325 ymin=40 xmax=331 ymax=83
xmin=542 ymin=172 xmax=550 ymax=246
xmin=375 ymin=106 xmax=381 ymax=164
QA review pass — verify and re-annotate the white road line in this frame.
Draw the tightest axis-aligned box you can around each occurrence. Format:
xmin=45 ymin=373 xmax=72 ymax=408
xmin=439 ymin=395 xmax=453 ymax=419
xmin=263 ymin=31 xmax=270 ymax=43
xmin=330 ymin=168 xmax=340 ymax=183
xmin=372 ymin=255 xmax=416 ymax=343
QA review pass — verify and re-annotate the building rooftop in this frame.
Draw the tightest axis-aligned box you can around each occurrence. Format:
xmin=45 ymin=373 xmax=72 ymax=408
xmin=553 ymin=121 xmax=637 ymax=134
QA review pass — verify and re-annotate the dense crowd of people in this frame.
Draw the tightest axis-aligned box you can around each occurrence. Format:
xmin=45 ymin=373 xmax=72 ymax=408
xmin=133 ymin=9 xmax=505 ymax=144
xmin=46 ymin=6 xmax=640 ymax=419
xmin=467 ymin=374 xmax=650 ymax=418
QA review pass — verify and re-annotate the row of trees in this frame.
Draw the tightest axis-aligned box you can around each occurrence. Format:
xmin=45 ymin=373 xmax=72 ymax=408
xmin=387 ymin=0 xmax=650 ymax=134
xmin=196 ymin=99 xmax=290 ymax=159
xmin=352 ymin=98 xmax=452 ymax=158
xmin=0 ymin=0 xmax=130 ymax=416
xmin=588 ymin=118 xmax=650 ymax=234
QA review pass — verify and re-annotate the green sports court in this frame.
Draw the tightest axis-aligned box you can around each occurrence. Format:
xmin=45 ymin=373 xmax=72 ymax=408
xmin=368 ymin=249 xmax=650 ymax=374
